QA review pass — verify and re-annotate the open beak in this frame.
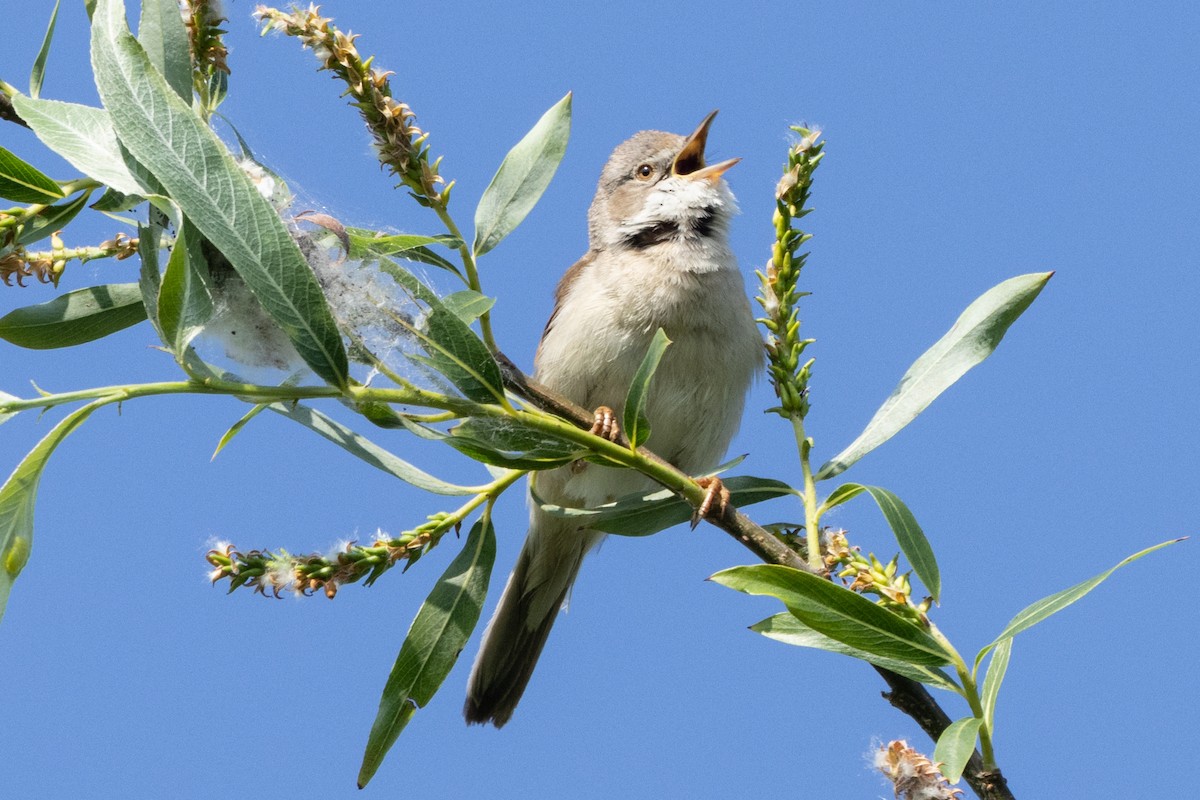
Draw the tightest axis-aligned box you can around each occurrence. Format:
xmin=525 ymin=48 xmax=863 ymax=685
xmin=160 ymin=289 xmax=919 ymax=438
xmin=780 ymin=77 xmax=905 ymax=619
xmin=672 ymin=110 xmax=741 ymax=183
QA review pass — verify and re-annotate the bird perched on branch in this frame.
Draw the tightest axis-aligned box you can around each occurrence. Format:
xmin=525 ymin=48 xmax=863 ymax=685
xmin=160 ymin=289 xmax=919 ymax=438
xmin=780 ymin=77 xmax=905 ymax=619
xmin=465 ymin=111 xmax=762 ymax=726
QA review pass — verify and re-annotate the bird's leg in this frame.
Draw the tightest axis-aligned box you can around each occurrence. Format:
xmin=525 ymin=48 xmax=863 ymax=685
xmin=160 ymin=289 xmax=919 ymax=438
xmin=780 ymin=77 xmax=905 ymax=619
xmin=691 ymin=476 xmax=731 ymax=529
xmin=588 ymin=405 xmax=621 ymax=443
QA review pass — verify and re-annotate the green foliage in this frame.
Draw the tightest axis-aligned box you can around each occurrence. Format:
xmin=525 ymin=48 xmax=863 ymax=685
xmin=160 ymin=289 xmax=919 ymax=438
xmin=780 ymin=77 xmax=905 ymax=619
xmin=623 ymin=327 xmax=671 ymax=449
xmin=473 ymin=92 xmax=572 ymax=257
xmin=0 ymin=145 xmax=63 ymax=204
xmin=358 ymin=516 xmax=495 ymax=787
xmin=0 ymin=283 xmax=146 ymax=349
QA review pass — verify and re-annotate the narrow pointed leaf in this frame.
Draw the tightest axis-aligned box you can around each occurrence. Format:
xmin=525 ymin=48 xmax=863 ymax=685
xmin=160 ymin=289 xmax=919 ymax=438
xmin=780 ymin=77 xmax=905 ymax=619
xmin=0 ymin=283 xmax=146 ymax=349
xmin=157 ymin=219 xmax=213 ymax=355
xmin=752 ymin=613 xmax=961 ymax=692
xmin=934 ymin=717 xmax=983 ymax=784
xmin=536 ymin=475 xmax=793 ymax=537
xmin=0 ymin=145 xmax=63 ymax=204
xmin=137 ymin=219 xmax=166 ymax=343
xmin=137 ymin=0 xmax=192 ymax=100
xmin=91 ymin=0 xmax=349 ymax=388
xmin=29 ymin=0 xmax=62 ymax=99
xmin=623 ymin=328 xmax=671 ymax=449
xmin=0 ymin=400 xmax=104 ymax=623
xmin=212 ymin=403 xmax=269 ymax=459
xmin=345 ymin=229 xmax=463 ymax=278
xmin=821 ymin=483 xmax=940 ymax=602
xmin=983 ymin=538 xmax=1181 ymax=653
xmin=817 ymin=272 xmax=1052 ymax=480
xmin=376 ymin=259 xmax=503 ymax=403
xmin=15 ymin=190 xmax=91 ymax=246
xmin=358 ymin=517 xmax=495 ymax=787
xmin=980 ymin=637 xmax=1011 ymax=734
xmin=11 ymin=95 xmax=156 ymax=197
xmin=472 ymin=92 xmax=571 ymax=256
xmin=269 ymin=402 xmax=478 ymax=495
xmin=711 ymin=564 xmax=953 ymax=666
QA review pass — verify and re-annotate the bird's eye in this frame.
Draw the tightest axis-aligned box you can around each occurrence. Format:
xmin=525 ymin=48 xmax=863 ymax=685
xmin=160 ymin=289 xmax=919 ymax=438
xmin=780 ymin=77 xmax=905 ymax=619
xmin=635 ymin=163 xmax=655 ymax=180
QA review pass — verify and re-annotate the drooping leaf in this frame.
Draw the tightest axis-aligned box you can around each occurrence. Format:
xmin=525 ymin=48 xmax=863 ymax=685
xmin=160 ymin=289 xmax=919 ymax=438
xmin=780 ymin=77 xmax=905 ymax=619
xmin=980 ymin=636 xmax=1011 ymax=735
xmin=0 ymin=400 xmax=104 ymax=623
xmin=376 ymin=259 xmax=503 ymax=403
xmin=536 ymin=475 xmax=793 ymax=537
xmin=212 ymin=403 xmax=269 ymax=460
xmin=91 ymin=0 xmax=349 ymax=388
xmin=10 ymin=95 xmax=156 ymax=197
xmin=358 ymin=516 xmax=495 ymax=787
xmin=934 ymin=717 xmax=982 ymax=784
xmin=15 ymin=190 xmax=91 ymax=246
xmin=711 ymin=564 xmax=953 ymax=666
xmin=472 ymin=92 xmax=572 ymax=257
xmin=0 ymin=283 xmax=146 ymax=350
xmin=0 ymin=145 xmax=63 ymax=204
xmin=29 ymin=0 xmax=62 ymax=99
xmin=623 ymin=328 xmax=671 ymax=449
xmin=447 ymin=416 xmax=581 ymax=470
xmin=156 ymin=218 xmax=213 ymax=357
xmin=136 ymin=219 xmax=166 ymax=343
xmin=820 ymin=483 xmax=940 ymax=603
xmin=90 ymin=187 xmax=143 ymax=212
xmin=979 ymin=538 xmax=1181 ymax=659
xmin=137 ymin=0 xmax=192 ymax=101
xmin=269 ymin=402 xmax=480 ymax=495
xmin=752 ymin=612 xmax=961 ymax=692
xmin=816 ymin=272 xmax=1053 ymax=480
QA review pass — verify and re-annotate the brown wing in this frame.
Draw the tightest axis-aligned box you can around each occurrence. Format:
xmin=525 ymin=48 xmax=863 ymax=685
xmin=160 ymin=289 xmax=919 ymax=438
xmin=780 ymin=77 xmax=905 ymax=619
xmin=536 ymin=250 xmax=595 ymax=358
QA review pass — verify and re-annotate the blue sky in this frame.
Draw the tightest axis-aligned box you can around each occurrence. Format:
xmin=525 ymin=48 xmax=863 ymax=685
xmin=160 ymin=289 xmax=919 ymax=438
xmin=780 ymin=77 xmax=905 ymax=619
xmin=2 ymin=1 xmax=1197 ymax=797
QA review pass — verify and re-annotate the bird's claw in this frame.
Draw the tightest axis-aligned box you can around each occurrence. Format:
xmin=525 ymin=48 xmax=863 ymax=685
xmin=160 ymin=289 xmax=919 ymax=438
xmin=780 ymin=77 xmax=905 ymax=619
xmin=691 ymin=476 xmax=730 ymax=529
xmin=589 ymin=406 xmax=620 ymax=443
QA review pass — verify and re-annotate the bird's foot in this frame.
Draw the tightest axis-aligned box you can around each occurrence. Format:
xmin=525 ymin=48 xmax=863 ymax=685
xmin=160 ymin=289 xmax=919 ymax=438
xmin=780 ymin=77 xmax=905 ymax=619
xmin=691 ymin=476 xmax=731 ymax=529
xmin=588 ymin=405 xmax=621 ymax=443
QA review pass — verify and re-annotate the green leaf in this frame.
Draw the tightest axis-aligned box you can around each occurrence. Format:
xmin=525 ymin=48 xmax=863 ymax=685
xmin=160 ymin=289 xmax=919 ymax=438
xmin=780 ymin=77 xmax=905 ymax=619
xmin=376 ymin=259 xmax=504 ymax=403
xmin=269 ymin=402 xmax=479 ymax=495
xmin=981 ymin=538 xmax=1181 ymax=656
xmin=30 ymin=0 xmax=62 ymax=99
xmin=90 ymin=186 xmax=143 ymax=212
xmin=711 ymin=564 xmax=953 ymax=666
xmin=820 ymin=483 xmax=940 ymax=603
xmin=137 ymin=219 xmax=166 ymax=343
xmin=472 ymin=92 xmax=572 ymax=257
xmin=816 ymin=272 xmax=1053 ymax=480
xmin=212 ymin=403 xmax=269 ymax=459
xmin=345 ymin=228 xmax=464 ymax=279
xmin=441 ymin=290 xmax=496 ymax=324
xmin=934 ymin=717 xmax=982 ymax=784
xmin=137 ymin=0 xmax=192 ymax=101
xmin=752 ymin=613 xmax=961 ymax=692
xmin=536 ymin=475 xmax=793 ymax=537
xmin=0 ymin=145 xmax=63 ymax=204
xmin=358 ymin=516 xmax=495 ymax=787
xmin=0 ymin=400 xmax=103 ymax=623
xmin=15 ymin=190 xmax=91 ymax=246
xmin=447 ymin=416 xmax=581 ymax=470
xmin=157 ymin=219 xmax=213 ymax=356
xmin=980 ymin=636 xmax=1011 ymax=734
xmin=91 ymin=0 xmax=349 ymax=388
xmin=0 ymin=283 xmax=146 ymax=349
xmin=623 ymin=328 xmax=671 ymax=449
xmin=10 ymin=96 xmax=157 ymax=197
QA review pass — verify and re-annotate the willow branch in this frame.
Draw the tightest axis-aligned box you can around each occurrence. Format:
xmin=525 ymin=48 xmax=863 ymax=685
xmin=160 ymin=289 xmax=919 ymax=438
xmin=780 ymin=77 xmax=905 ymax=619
xmin=494 ymin=349 xmax=1012 ymax=800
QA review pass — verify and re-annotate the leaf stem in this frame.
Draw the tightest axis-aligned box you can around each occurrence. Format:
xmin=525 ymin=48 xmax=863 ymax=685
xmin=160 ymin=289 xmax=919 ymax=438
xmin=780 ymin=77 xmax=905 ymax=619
xmin=431 ymin=202 xmax=498 ymax=352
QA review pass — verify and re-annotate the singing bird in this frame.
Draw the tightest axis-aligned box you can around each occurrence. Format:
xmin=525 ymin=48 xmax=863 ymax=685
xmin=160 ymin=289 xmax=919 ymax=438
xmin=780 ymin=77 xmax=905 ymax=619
xmin=464 ymin=112 xmax=763 ymax=726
